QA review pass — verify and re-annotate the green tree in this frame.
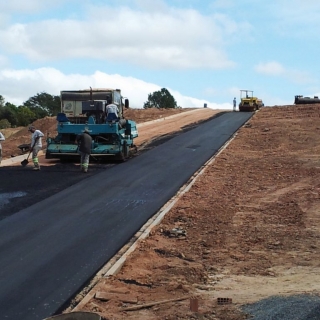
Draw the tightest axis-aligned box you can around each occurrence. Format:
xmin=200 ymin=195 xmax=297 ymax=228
xmin=0 ymin=103 xmax=18 ymax=127
xmin=5 ymin=102 xmax=19 ymax=126
xmin=144 ymin=88 xmax=177 ymax=109
xmin=23 ymin=92 xmax=61 ymax=117
xmin=16 ymin=106 xmax=37 ymax=126
xmin=0 ymin=119 xmax=11 ymax=129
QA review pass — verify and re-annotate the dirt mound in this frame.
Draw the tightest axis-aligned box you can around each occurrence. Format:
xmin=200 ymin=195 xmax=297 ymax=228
xmin=1 ymin=117 xmax=57 ymax=158
xmin=124 ymin=107 xmax=193 ymax=123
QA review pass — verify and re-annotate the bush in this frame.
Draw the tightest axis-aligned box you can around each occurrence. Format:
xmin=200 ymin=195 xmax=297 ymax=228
xmin=0 ymin=119 xmax=11 ymax=129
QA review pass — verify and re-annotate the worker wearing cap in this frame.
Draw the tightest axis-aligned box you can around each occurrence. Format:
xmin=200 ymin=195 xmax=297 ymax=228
xmin=28 ymin=126 xmax=44 ymax=171
xmin=75 ymin=128 xmax=92 ymax=173
xmin=0 ymin=131 xmax=5 ymax=165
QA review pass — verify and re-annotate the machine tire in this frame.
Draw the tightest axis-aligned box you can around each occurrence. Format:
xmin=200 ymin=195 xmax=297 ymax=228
xmin=117 ymin=141 xmax=128 ymax=162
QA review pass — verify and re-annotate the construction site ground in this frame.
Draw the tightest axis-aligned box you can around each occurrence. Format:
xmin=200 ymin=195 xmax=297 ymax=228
xmin=1 ymin=108 xmax=208 ymax=160
xmin=1 ymin=105 xmax=320 ymax=319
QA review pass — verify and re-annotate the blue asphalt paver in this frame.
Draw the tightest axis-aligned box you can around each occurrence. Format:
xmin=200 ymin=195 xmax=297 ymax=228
xmin=0 ymin=112 xmax=252 ymax=319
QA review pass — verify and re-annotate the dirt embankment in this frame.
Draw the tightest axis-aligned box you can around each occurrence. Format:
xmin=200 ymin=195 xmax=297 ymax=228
xmin=67 ymin=105 xmax=320 ymax=320
xmin=0 ymin=108 xmax=197 ymax=159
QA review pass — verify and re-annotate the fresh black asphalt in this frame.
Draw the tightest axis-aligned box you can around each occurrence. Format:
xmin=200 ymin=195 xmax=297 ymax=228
xmin=0 ymin=111 xmax=252 ymax=319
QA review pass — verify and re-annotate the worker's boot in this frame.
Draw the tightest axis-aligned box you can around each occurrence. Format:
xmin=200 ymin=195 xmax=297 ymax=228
xmin=33 ymin=162 xmax=40 ymax=170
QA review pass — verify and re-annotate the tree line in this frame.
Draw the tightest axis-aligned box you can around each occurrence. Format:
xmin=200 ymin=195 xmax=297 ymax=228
xmin=0 ymin=88 xmax=178 ymax=129
xmin=0 ymin=92 xmax=60 ymax=129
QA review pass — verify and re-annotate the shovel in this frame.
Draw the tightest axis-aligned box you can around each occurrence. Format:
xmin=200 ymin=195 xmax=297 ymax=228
xmin=21 ymin=138 xmax=38 ymax=167
xmin=21 ymin=150 xmax=32 ymax=167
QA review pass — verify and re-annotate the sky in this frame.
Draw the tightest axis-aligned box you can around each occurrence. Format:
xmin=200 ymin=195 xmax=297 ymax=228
xmin=0 ymin=0 xmax=319 ymax=109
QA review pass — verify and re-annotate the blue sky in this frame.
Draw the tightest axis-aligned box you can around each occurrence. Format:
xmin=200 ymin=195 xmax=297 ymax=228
xmin=0 ymin=0 xmax=319 ymax=109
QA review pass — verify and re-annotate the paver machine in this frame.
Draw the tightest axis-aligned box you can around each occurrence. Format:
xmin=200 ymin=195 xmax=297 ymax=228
xmin=46 ymin=88 xmax=138 ymax=161
xmin=239 ymin=90 xmax=264 ymax=112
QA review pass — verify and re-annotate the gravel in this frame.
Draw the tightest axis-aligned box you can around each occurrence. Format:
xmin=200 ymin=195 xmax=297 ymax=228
xmin=242 ymin=294 xmax=320 ymax=320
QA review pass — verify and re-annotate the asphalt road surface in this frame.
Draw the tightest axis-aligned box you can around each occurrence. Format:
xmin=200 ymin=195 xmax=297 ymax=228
xmin=0 ymin=112 xmax=252 ymax=319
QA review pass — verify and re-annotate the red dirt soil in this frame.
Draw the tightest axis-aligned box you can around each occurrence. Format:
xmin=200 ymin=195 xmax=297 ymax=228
xmin=69 ymin=105 xmax=320 ymax=320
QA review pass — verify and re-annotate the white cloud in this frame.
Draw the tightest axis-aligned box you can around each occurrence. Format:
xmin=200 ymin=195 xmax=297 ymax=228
xmin=0 ymin=3 xmax=252 ymax=70
xmin=132 ymin=0 xmax=169 ymax=13
xmin=254 ymin=61 xmax=313 ymax=84
xmin=267 ymin=0 xmax=320 ymax=38
xmin=0 ymin=0 xmax=67 ymax=14
xmin=203 ymin=86 xmax=239 ymax=104
xmin=286 ymin=70 xmax=314 ymax=85
xmin=0 ymin=68 xmax=228 ymax=109
xmin=210 ymin=0 xmax=235 ymax=10
xmin=0 ymin=55 xmax=8 ymax=68
xmin=261 ymin=92 xmax=294 ymax=107
xmin=255 ymin=61 xmax=285 ymax=76
xmin=2 ymin=1 xmax=315 ymax=109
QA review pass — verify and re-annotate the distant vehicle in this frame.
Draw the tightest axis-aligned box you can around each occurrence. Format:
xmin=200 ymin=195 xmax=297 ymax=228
xmin=46 ymin=88 xmax=138 ymax=161
xmin=294 ymin=95 xmax=320 ymax=104
xmin=238 ymin=90 xmax=264 ymax=112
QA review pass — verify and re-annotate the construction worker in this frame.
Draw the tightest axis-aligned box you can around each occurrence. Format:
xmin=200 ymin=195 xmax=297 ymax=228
xmin=0 ymin=131 xmax=5 ymax=165
xmin=75 ymin=128 xmax=92 ymax=173
xmin=28 ymin=126 xmax=44 ymax=171
xmin=106 ymin=103 xmax=119 ymax=121
xmin=233 ymin=97 xmax=236 ymax=111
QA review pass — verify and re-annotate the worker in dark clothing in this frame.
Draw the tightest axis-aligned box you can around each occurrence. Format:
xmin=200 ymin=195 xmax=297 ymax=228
xmin=75 ymin=128 xmax=92 ymax=173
